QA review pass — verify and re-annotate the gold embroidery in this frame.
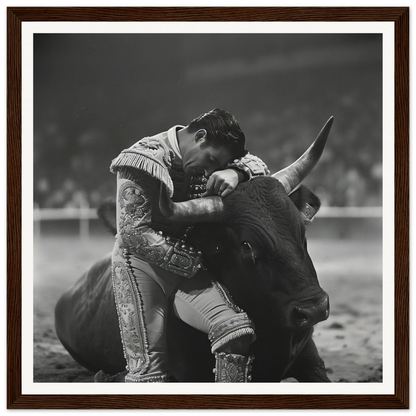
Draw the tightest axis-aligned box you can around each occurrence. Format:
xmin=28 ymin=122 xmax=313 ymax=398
xmin=111 ymin=254 xmax=151 ymax=375
xmin=227 ymin=153 xmax=270 ymax=179
xmin=213 ymin=353 xmax=254 ymax=382
xmin=118 ymin=181 xmax=167 ymax=265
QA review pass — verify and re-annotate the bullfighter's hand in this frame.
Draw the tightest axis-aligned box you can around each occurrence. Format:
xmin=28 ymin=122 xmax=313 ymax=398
xmin=203 ymin=169 xmax=243 ymax=198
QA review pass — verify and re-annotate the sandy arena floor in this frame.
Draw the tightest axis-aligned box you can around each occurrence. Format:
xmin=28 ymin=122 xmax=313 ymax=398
xmin=33 ymin=233 xmax=383 ymax=383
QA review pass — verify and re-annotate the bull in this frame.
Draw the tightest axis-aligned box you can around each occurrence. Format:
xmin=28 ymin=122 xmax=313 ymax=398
xmin=55 ymin=117 xmax=334 ymax=382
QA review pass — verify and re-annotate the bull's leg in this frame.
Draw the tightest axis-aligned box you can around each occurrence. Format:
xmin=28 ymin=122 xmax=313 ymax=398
xmin=285 ymin=338 xmax=331 ymax=382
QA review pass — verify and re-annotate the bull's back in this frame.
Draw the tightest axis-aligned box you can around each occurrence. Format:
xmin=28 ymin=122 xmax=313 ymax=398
xmin=54 ymin=253 xmax=126 ymax=374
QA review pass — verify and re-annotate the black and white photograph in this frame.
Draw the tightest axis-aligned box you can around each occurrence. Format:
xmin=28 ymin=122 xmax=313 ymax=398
xmin=2 ymin=1 xmax=411 ymax=412
xmin=30 ymin=27 xmax=388 ymax=389
xmin=4 ymin=3 xmax=408 ymax=408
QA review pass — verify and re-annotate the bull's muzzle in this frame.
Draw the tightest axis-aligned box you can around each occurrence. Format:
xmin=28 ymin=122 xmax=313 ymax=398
xmin=291 ymin=292 xmax=330 ymax=328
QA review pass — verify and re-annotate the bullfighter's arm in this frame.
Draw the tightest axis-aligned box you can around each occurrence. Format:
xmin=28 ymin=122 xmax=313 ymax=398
xmin=204 ymin=153 xmax=269 ymax=197
xmin=115 ymin=170 xmax=202 ymax=278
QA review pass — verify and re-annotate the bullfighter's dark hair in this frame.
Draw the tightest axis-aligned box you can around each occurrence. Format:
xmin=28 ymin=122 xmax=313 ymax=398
xmin=187 ymin=108 xmax=248 ymax=159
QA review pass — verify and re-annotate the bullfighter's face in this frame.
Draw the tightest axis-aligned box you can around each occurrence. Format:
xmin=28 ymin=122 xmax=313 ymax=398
xmin=182 ymin=130 xmax=233 ymax=178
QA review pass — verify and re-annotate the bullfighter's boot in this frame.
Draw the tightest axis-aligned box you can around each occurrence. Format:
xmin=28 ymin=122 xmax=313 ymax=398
xmin=213 ymin=353 xmax=254 ymax=382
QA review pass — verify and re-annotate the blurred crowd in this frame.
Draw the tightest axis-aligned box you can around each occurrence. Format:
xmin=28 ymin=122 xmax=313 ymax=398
xmin=34 ymin=34 xmax=382 ymax=210
xmin=34 ymin=104 xmax=382 ymax=210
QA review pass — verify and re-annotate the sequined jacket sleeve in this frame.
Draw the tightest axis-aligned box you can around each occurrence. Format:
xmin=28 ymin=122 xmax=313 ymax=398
xmin=227 ymin=152 xmax=270 ymax=180
xmin=115 ymin=170 xmax=202 ymax=278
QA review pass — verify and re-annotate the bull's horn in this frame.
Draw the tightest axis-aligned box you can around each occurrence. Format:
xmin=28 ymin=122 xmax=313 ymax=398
xmin=272 ymin=116 xmax=333 ymax=195
xmin=159 ymin=183 xmax=224 ymax=222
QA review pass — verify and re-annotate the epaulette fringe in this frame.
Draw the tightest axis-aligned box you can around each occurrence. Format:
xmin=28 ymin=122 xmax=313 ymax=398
xmin=110 ymin=151 xmax=174 ymax=197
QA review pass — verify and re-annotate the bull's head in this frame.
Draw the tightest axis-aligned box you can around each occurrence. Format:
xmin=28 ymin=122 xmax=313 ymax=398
xmin=159 ymin=117 xmax=333 ymax=335
xmin=191 ymin=179 xmax=329 ymax=331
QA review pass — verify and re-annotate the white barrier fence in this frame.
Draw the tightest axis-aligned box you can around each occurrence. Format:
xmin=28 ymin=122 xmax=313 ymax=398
xmin=318 ymin=206 xmax=382 ymax=218
xmin=33 ymin=203 xmax=97 ymax=241
xmin=33 ymin=204 xmax=382 ymax=240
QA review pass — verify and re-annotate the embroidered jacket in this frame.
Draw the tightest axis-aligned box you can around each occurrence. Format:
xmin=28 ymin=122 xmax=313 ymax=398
xmin=110 ymin=126 xmax=269 ymax=278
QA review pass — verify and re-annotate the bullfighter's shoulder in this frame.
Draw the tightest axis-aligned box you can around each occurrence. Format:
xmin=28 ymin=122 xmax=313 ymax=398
xmin=110 ymin=136 xmax=175 ymax=196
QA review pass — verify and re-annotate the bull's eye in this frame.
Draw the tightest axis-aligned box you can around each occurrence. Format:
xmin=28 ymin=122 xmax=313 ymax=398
xmin=241 ymin=241 xmax=252 ymax=252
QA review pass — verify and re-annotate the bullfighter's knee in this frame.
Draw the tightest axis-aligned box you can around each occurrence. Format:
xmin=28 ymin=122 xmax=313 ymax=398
xmin=209 ymin=312 xmax=256 ymax=355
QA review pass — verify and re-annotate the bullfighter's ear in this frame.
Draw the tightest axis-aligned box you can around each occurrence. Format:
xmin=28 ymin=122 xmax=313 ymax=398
xmin=300 ymin=202 xmax=318 ymax=223
xmin=195 ymin=129 xmax=207 ymax=142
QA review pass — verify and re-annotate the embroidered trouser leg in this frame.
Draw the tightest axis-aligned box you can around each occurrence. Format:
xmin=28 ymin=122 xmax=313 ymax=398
xmin=172 ymin=271 xmax=256 ymax=358
xmin=112 ymin=244 xmax=255 ymax=382
xmin=112 ymin=246 xmax=181 ymax=382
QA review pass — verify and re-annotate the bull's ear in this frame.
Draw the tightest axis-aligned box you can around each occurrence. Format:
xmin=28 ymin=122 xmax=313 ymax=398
xmin=300 ymin=202 xmax=319 ymax=223
xmin=289 ymin=185 xmax=321 ymax=222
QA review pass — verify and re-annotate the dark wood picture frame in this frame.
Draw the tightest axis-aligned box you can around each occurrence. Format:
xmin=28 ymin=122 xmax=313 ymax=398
xmin=7 ymin=7 xmax=409 ymax=409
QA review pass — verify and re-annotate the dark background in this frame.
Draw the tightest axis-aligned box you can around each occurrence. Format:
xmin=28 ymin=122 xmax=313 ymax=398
xmin=34 ymin=33 xmax=382 ymax=209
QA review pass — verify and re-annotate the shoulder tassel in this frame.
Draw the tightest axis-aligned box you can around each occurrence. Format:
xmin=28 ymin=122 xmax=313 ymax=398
xmin=110 ymin=151 xmax=174 ymax=197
